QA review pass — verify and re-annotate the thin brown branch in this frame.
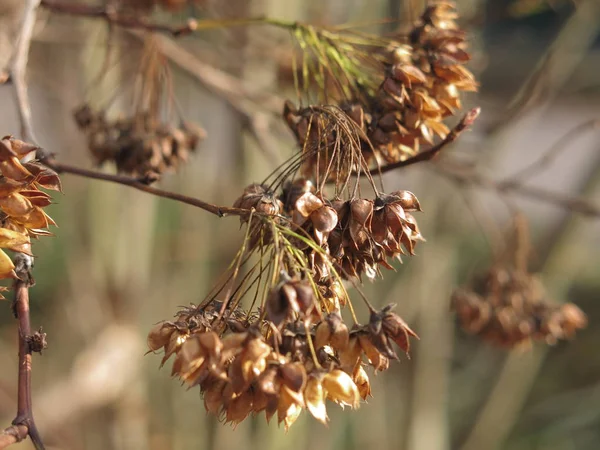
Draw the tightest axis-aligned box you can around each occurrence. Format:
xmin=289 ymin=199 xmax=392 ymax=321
xmin=0 ymin=279 xmax=45 ymax=450
xmin=503 ymin=119 xmax=600 ymax=185
xmin=11 ymin=0 xmax=41 ymax=143
xmin=124 ymin=29 xmax=284 ymax=114
xmin=438 ymin=162 xmax=600 ymax=218
xmin=39 ymin=155 xmax=247 ymax=218
xmin=376 ymin=107 xmax=481 ymax=175
xmin=40 ymin=0 xmax=198 ymax=37
xmin=0 ymin=425 xmax=28 ymax=449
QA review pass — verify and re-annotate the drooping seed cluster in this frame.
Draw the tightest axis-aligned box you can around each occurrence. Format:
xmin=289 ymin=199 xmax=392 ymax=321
xmin=148 ymin=299 xmax=417 ymax=428
xmin=74 ymin=105 xmax=204 ymax=179
xmin=284 ymin=1 xmax=476 ymax=178
xmin=452 ymin=267 xmax=587 ymax=348
xmin=234 ymin=179 xmax=424 ymax=283
xmin=148 ymin=1 xmax=475 ymax=430
xmin=0 ymin=137 xmax=60 ymax=286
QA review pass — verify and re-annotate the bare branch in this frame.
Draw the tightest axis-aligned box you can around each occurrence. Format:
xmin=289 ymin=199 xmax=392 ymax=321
xmin=438 ymin=162 xmax=600 ymax=218
xmin=503 ymin=119 xmax=600 ymax=185
xmin=39 ymin=154 xmax=248 ymax=219
xmin=11 ymin=0 xmax=41 ymax=143
xmin=0 ymin=280 xmax=45 ymax=450
xmin=40 ymin=0 xmax=198 ymax=37
xmin=0 ymin=425 xmax=28 ymax=449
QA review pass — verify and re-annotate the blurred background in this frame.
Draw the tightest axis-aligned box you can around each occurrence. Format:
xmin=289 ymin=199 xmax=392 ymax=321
xmin=1 ymin=0 xmax=599 ymax=449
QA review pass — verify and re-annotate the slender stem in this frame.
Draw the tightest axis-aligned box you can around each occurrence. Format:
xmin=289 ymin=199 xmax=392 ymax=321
xmin=40 ymin=157 xmax=248 ymax=218
xmin=11 ymin=0 xmax=41 ymax=143
xmin=40 ymin=1 xmax=298 ymax=35
xmin=40 ymin=0 xmax=197 ymax=36
xmin=0 ymin=281 xmax=45 ymax=450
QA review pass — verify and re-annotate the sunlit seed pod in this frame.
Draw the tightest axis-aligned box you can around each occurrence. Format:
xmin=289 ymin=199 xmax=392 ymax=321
xmin=353 ymin=365 xmax=372 ymax=401
xmin=147 ymin=322 xmax=175 ymax=352
xmin=358 ymin=334 xmax=389 ymax=371
xmin=337 ymin=336 xmax=363 ymax=373
xmin=315 ymin=321 xmax=332 ymax=350
xmin=322 ymin=369 xmax=360 ymax=409
xmin=329 ymin=319 xmax=350 ymax=352
xmin=0 ymin=158 xmax=33 ymax=183
xmin=0 ymin=193 xmax=34 ymax=217
xmin=226 ymin=390 xmax=254 ymax=425
xmin=382 ymin=77 xmax=408 ymax=105
xmin=203 ymin=378 xmax=227 ymax=416
xmin=277 ymin=384 xmax=304 ymax=430
xmin=392 ymin=45 xmax=413 ymax=65
xmin=304 ymin=376 xmax=328 ymax=424
xmin=279 ymin=362 xmax=307 ymax=393
xmin=391 ymin=64 xmax=428 ymax=87
xmin=391 ymin=190 xmax=422 ymax=212
xmin=0 ymin=227 xmax=31 ymax=254
xmin=294 ymin=192 xmax=324 ymax=221
xmin=559 ymin=303 xmax=588 ymax=338
xmin=0 ymin=249 xmax=17 ymax=280
xmin=343 ymin=103 xmax=366 ymax=129
xmin=161 ymin=331 xmax=187 ymax=366
xmin=310 ymin=206 xmax=338 ymax=234
xmin=4 ymin=137 xmax=38 ymax=158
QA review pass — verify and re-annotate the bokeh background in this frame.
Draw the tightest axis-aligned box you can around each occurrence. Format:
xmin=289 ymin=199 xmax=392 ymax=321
xmin=1 ymin=0 xmax=600 ymax=449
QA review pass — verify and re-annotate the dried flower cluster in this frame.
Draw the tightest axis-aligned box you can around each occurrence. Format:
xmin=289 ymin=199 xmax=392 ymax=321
xmin=74 ymin=105 xmax=204 ymax=179
xmin=148 ymin=1 xmax=477 ymax=430
xmin=148 ymin=299 xmax=417 ymax=428
xmin=74 ymin=37 xmax=205 ymax=180
xmin=0 ymin=137 xmax=60 ymax=286
xmin=452 ymin=266 xmax=587 ymax=348
xmin=284 ymin=1 xmax=476 ymax=178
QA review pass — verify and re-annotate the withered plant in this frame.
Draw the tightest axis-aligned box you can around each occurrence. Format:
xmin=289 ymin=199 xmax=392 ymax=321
xmin=0 ymin=1 xmax=595 ymax=448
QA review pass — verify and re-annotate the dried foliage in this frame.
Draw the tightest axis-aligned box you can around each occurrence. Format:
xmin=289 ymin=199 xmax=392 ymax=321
xmin=1 ymin=0 xmax=594 ymax=447
xmin=144 ymin=1 xmax=480 ymax=430
xmin=0 ymin=137 xmax=60 ymax=285
xmin=452 ymin=267 xmax=587 ymax=349
xmin=284 ymin=1 xmax=477 ymax=179
xmin=452 ymin=217 xmax=587 ymax=349
xmin=74 ymin=37 xmax=205 ymax=180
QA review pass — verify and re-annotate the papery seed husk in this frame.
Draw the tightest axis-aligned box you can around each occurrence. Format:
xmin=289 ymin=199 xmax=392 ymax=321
xmin=322 ymin=369 xmax=360 ymax=409
xmin=279 ymin=362 xmax=307 ymax=392
xmin=147 ymin=322 xmax=174 ymax=351
xmin=304 ymin=376 xmax=328 ymax=424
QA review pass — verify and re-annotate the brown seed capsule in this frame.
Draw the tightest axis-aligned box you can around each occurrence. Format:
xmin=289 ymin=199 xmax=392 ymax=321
xmin=147 ymin=322 xmax=175 ymax=352
xmin=322 ymin=369 xmax=360 ymax=409
xmin=304 ymin=376 xmax=328 ymax=424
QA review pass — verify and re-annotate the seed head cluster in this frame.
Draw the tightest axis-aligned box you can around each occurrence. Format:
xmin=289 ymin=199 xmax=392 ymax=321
xmin=0 ymin=137 xmax=60 ymax=286
xmin=452 ymin=267 xmax=587 ymax=349
xmin=148 ymin=300 xmax=417 ymax=428
xmin=284 ymin=1 xmax=477 ymax=179
xmin=74 ymin=105 xmax=204 ymax=179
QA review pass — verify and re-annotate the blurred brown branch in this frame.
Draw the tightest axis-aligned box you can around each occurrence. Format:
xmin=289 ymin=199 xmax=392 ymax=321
xmin=0 ymin=280 xmax=45 ymax=450
xmin=438 ymin=162 xmax=600 ymax=218
xmin=40 ymin=154 xmax=248 ymax=218
xmin=11 ymin=0 xmax=40 ymax=143
xmin=40 ymin=0 xmax=198 ymax=36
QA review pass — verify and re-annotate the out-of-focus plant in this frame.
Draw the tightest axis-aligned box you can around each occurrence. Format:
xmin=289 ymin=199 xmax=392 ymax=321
xmin=0 ymin=1 xmax=595 ymax=448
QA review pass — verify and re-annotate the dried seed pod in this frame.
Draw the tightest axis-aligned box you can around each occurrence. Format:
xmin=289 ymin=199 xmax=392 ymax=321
xmin=452 ymin=266 xmax=587 ymax=348
xmin=304 ymin=376 xmax=328 ymax=424
xmin=322 ymin=369 xmax=360 ymax=409
xmin=266 ymin=277 xmax=320 ymax=327
xmin=234 ymin=184 xmax=282 ymax=217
